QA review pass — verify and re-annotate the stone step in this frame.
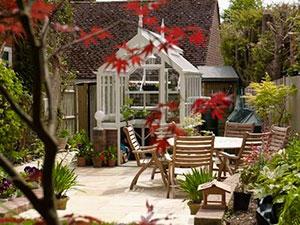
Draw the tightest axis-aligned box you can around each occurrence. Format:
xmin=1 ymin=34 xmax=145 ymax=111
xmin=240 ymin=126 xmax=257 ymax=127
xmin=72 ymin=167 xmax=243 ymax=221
xmin=194 ymin=174 xmax=240 ymax=225
xmin=0 ymin=189 xmax=42 ymax=217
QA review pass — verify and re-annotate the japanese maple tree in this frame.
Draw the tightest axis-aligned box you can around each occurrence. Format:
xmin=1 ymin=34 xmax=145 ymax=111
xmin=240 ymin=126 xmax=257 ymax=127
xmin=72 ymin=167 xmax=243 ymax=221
xmin=0 ymin=0 xmax=229 ymax=224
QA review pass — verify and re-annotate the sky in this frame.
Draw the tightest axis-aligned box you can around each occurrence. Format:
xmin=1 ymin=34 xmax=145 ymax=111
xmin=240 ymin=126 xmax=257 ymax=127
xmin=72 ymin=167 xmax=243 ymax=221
xmin=219 ymin=0 xmax=299 ymax=12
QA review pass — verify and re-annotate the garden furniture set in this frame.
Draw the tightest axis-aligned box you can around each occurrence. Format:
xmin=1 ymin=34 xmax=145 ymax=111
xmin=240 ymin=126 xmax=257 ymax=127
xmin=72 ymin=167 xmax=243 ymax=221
xmin=124 ymin=121 xmax=290 ymax=198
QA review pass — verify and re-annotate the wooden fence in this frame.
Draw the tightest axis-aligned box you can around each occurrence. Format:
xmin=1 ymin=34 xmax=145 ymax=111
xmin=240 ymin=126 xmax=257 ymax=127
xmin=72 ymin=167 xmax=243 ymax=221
xmin=275 ymin=76 xmax=300 ymax=133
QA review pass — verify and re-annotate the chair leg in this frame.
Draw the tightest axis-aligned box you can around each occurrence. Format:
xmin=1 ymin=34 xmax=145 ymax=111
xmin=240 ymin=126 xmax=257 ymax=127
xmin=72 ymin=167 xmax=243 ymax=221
xmin=130 ymin=161 xmax=152 ymax=190
xmin=151 ymin=167 xmax=156 ymax=180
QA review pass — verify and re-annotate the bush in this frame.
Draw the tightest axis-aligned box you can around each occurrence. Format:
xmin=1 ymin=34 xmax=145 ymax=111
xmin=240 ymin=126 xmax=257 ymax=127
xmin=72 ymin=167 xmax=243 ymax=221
xmin=249 ymin=137 xmax=300 ymax=222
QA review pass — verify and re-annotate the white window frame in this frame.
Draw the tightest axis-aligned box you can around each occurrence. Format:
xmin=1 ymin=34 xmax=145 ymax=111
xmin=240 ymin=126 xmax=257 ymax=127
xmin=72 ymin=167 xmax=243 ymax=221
xmin=3 ymin=46 xmax=12 ymax=66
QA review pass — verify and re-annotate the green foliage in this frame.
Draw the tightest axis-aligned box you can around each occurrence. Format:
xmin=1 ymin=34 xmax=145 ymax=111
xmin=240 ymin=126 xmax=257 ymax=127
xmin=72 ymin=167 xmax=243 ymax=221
xmin=121 ymin=97 xmax=149 ymax=122
xmin=68 ymin=130 xmax=93 ymax=159
xmin=105 ymin=146 xmax=117 ymax=160
xmin=221 ymin=2 xmax=300 ymax=85
xmin=121 ymin=97 xmax=135 ymax=122
xmin=0 ymin=62 xmax=38 ymax=163
xmin=178 ymin=168 xmax=214 ymax=203
xmin=182 ymin=113 xmax=204 ymax=136
xmin=249 ymin=137 xmax=300 ymax=221
xmin=53 ymin=162 xmax=78 ymax=199
xmin=58 ymin=129 xmax=70 ymax=139
xmin=278 ymin=187 xmax=300 ymax=225
xmin=222 ymin=0 xmax=262 ymax=21
xmin=245 ymin=75 xmax=297 ymax=126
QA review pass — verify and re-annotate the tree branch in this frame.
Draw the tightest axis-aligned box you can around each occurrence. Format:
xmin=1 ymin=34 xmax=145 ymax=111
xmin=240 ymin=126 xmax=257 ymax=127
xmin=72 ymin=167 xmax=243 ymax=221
xmin=49 ymin=21 xmax=120 ymax=58
xmin=0 ymin=85 xmax=34 ymax=129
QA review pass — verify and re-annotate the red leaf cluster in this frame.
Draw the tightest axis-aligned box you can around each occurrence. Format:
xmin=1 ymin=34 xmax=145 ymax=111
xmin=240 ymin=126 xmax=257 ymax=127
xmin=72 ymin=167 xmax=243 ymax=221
xmin=31 ymin=0 xmax=55 ymax=21
xmin=80 ymin=27 xmax=112 ymax=47
xmin=192 ymin=92 xmax=232 ymax=120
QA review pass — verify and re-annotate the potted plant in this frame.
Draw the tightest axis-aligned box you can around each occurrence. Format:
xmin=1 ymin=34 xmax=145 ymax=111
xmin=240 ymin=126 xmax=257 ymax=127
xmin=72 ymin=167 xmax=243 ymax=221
xmin=92 ymin=150 xmax=105 ymax=168
xmin=0 ymin=178 xmax=17 ymax=201
xmin=23 ymin=166 xmax=42 ymax=189
xmin=121 ymin=98 xmax=135 ymax=125
xmin=178 ymin=168 xmax=214 ymax=215
xmin=57 ymin=129 xmax=69 ymax=150
xmin=105 ymin=146 xmax=117 ymax=167
xmin=69 ymin=131 xmax=93 ymax=167
xmin=53 ymin=162 xmax=78 ymax=210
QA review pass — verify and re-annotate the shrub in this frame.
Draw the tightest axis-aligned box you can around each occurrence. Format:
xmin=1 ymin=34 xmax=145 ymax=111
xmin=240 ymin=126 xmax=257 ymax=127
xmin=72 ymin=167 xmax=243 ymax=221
xmin=178 ymin=168 xmax=214 ymax=203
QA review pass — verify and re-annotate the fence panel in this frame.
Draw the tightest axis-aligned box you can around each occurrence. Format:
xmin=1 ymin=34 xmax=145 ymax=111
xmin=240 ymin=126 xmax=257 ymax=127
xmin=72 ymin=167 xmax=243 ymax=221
xmin=275 ymin=76 xmax=300 ymax=132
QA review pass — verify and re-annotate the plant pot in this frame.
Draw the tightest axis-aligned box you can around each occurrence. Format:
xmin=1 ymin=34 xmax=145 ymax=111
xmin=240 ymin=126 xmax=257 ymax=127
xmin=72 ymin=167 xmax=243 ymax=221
xmin=92 ymin=157 xmax=103 ymax=168
xmin=77 ymin=157 xmax=86 ymax=167
xmin=86 ymin=158 xmax=93 ymax=166
xmin=55 ymin=196 xmax=69 ymax=210
xmin=233 ymin=191 xmax=251 ymax=211
xmin=108 ymin=159 xmax=116 ymax=167
xmin=57 ymin=138 xmax=67 ymax=150
xmin=187 ymin=201 xmax=201 ymax=215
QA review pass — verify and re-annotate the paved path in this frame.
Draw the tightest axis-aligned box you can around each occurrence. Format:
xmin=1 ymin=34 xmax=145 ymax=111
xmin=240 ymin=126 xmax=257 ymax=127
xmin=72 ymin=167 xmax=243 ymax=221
xmin=19 ymin=154 xmax=193 ymax=225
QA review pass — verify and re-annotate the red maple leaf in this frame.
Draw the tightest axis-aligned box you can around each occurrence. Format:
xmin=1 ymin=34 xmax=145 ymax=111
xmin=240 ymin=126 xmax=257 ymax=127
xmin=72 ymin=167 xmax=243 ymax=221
xmin=156 ymin=138 xmax=170 ymax=154
xmin=145 ymin=110 xmax=162 ymax=127
xmin=141 ymin=41 xmax=154 ymax=57
xmin=143 ymin=17 xmax=158 ymax=26
xmin=166 ymin=101 xmax=179 ymax=111
xmin=80 ymin=30 xmax=97 ymax=47
xmin=31 ymin=0 xmax=55 ymax=21
xmin=189 ymin=30 xmax=205 ymax=46
xmin=114 ymin=58 xmax=128 ymax=74
xmin=130 ymin=54 xmax=142 ymax=66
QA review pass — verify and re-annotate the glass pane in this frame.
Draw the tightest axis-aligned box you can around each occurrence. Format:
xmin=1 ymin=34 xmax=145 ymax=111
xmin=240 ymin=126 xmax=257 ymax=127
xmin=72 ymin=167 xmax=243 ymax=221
xmin=145 ymin=94 xmax=159 ymax=106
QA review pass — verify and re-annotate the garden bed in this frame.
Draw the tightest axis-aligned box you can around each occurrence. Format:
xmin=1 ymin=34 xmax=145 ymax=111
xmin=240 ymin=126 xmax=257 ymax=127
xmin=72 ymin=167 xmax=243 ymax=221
xmin=225 ymin=196 xmax=256 ymax=225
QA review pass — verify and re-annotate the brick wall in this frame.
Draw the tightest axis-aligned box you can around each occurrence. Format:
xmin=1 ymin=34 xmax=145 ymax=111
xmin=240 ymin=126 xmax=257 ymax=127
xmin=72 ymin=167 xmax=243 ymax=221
xmin=205 ymin=3 xmax=224 ymax=66
xmin=92 ymin=128 xmax=118 ymax=153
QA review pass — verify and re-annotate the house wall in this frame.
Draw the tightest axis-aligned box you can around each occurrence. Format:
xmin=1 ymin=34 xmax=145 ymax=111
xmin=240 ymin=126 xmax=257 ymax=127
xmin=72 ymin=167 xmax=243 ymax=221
xmin=274 ymin=76 xmax=300 ymax=133
xmin=205 ymin=3 xmax=224 ymax=66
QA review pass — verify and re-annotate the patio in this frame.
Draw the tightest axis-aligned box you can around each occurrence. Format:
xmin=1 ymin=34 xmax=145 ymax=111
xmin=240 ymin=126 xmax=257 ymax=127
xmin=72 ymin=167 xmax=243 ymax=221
xmin=18 ymin=154 xmax=193 ymax=225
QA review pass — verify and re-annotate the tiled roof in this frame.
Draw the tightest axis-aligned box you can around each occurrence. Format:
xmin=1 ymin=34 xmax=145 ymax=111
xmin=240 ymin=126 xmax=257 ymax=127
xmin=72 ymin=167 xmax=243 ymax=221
xmin=67 ymin=0 xmax=218 ymax=79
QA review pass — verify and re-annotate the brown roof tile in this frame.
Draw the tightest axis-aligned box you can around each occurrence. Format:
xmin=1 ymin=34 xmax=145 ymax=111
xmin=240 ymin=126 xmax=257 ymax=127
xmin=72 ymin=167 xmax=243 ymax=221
xmin=67 ymin=0 xmax=218 ymax=79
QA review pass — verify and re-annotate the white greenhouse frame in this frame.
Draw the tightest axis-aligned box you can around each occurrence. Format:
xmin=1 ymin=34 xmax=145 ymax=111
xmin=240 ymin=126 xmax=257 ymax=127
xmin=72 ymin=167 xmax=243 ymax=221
xmin=94 ymin=27 xmax=202 ymax=164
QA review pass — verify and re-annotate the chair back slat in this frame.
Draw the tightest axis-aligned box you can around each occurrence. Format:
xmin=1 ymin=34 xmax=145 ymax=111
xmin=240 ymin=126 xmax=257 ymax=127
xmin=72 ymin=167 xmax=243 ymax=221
xmin=173 ymin=136 xmax=214 ymax=172
xmin=270 ymin=125 xmax=290 ymax=151
xmin=239 ymin=132 xmax=271 ymax=159
xmin=123 ymin=125 xmax=141 ymax=152
xmin=154 ymin=123 xmax=176 ymax=139
xmin=224 ymin=122 xmax=255 ymax=138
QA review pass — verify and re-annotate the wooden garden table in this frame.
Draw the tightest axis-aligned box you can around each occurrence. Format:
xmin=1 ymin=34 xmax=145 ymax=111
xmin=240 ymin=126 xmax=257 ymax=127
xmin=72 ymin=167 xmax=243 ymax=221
xmin=167 ymin=136 xmax=243 ymax=177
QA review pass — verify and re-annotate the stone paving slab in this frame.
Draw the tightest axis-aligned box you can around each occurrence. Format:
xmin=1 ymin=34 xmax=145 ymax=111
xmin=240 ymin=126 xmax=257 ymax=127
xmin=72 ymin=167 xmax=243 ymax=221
xmin=19 ymin=160 xmax=193 ymax=225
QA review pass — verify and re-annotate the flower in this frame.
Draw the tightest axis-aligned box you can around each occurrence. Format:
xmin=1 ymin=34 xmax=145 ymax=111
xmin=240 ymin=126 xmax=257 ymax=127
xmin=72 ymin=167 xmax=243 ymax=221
xmin=24 ymin=166 xmax=42 ymax=183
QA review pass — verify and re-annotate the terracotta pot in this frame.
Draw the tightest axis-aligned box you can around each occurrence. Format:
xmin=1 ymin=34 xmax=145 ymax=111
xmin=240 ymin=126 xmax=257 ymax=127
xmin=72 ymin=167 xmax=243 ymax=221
xmin=92 ymin=157 xmax=103 ymax=168
xmin=55 ymin=196 xmax=69 ymax=210
xmin=188 ymin=201 xmax=201 ymax=215
xmin=108 ymin=159 xmax=116 ymax=167
xmin=57 ymin=138 xmax=67 ymax=150
xmin=77 ymin=157 xmax=86 ymax=167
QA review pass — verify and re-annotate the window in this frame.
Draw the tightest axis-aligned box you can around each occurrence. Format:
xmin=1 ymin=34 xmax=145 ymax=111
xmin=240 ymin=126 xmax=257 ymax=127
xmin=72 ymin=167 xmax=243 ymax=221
xmin=2 ymin=47 xmax=12 ymax=67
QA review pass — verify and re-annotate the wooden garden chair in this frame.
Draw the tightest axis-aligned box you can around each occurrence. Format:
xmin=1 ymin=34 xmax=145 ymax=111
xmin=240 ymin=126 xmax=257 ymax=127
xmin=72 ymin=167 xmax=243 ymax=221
xmin=269 ymin=125 xmax=291 ymax=151
xmin=167 ymin=135 xmax=214 ymax=198
xmin=123 ymin=125 xmax=168 ymax=190
xmin=224 ymin=121 xmax=255 ymax=138
xmin=217 ymin=132 xmax=271 ymax=179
